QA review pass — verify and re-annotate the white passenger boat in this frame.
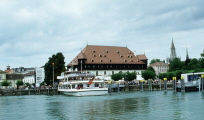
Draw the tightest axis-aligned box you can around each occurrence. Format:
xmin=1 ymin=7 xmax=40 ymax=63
xmin=57 ymin=71 xmax=109 ymax=96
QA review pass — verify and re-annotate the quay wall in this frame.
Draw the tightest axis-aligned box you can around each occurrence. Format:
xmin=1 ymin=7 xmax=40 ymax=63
xmin=0 ymin=88 xmax=59 ymax=96
xmin=111 ymin=84 xmax=173 ymax=92
xmin=0 ymin=83 xmax=173 ymax=96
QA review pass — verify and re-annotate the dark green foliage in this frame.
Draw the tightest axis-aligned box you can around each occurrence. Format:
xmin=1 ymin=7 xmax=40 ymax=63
xmin=150 ymin=59 xmax=162 ymax=64
xmin=124 ymin=72 xmax=136 ymax=81
xmin=174 ymin=70 xmax=183 ymax=80
xmin=158 ymin=73 xmax=167 ymax=80
xmin=142 ymin=70 xmax=156 ymax=80
xmin=201 ymin=50 xmax=204 ymax=58
xmin=1 ymin=80 xmax=10 ymax=86
xmin=111 ymin=72 xmax=123 ymax=81
xmin=199 ymin=58 xmax=204 ymax=68
xmin=168 ymin=58 xmax=184 ymax=72
xmin=111 ymin=71 xmax=136 ymax=81
xmin=167 ymin=72 xmax=175 ymax=80
xmin=187 ymin=58 xmax=199 ymax=70
xmin=147 ymin=66 xmax=156 ymax=74
xmin=44 ymin=52 xmax=66 ymax=85
xmin=16 ymin=80 xmax=24 ymax=89
xmin=25 ymin=82 xmax=31 ymax=88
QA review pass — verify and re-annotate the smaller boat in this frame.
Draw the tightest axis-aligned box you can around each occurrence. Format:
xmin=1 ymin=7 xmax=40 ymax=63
xmin=57 ymin=71 xmax=109 ymax=96
xmin=176 ymin=72 xmax=203 ymax=92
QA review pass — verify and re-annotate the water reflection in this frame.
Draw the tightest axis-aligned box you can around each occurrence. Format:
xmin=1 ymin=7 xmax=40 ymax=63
xmin=1 ymin=92 xmax=204 ymax=120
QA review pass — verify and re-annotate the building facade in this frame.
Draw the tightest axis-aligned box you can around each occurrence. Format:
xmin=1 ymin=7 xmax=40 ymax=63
xmin=23 ymin=72 xmax=35 ymax=86
xmin=149 ymin=62 xmax=169 ymax=75
xmin=35 ymin=67 xmax=45 ymax=87
xmin=67 ymin=45 xmax=148 ymax=77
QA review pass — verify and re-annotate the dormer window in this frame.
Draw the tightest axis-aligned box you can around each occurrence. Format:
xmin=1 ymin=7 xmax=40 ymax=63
xmin=100 ymin=59 xmax=103 ymax=62
xmin=106 ymin=51 xmax=108 ymax=53
xmin=91 ymin=59 xmax=94 ymax=62
xmin=116 ymin=51 xmax=119 ymax=53
xmin=93 ymin=50 xmax=95 ymax=53
xmin=127 ymin=55 xmax=129 ymax=58
xmin=99 ymin=54 xmax=102 ymax=57
xmin=130 ymin=60 xmax=133 ymax=62
xmin=104 ymin=55 xmax=106 ymax=57
xmin=109 ymin=60 xmax=112 ymax=62
xmin=124 ymin=60 xmax=127 ymax=62
xmin=93 ymin=55 xmax=96 ymax=57
xmin=120 ymin=55 xmax=123 ymax=58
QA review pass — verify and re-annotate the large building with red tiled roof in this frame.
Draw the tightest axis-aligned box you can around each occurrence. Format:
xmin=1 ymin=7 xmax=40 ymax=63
xmin=67 ymin=45 xmax=148 ymax=76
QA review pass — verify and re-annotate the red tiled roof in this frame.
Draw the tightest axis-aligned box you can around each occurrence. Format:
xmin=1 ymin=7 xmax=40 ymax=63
xmin=150 ymin=62 xmax=169 ymax=66
xmin=68 ymin=45 xmax=148 ymax=66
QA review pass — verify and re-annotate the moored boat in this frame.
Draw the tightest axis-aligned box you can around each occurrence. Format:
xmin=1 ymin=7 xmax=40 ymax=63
xmin=57 ymin=71 xmax=109 ymax=96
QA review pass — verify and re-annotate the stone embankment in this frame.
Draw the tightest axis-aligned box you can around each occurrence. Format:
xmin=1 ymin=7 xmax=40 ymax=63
xmin=0 ymin=88 xmax=59 ymax=96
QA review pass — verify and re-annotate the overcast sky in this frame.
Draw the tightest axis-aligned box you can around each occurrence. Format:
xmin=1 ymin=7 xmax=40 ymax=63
xmin=1 ymin=0 xmax=204 ymax=70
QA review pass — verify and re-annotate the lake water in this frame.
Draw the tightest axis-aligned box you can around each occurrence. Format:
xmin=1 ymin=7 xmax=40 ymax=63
xmin=1 ymin=91 xmax=204 ymax=120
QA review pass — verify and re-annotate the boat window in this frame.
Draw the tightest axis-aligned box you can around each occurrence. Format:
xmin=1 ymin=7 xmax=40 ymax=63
xmin=95 ymin=83 xmax=99 ymax=87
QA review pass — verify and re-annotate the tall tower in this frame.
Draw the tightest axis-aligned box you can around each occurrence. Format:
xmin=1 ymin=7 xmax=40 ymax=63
xmin=185 ymin=48 xmax=191 ymax=65
xmin=170 ymin=38 xmax=177 ymax=60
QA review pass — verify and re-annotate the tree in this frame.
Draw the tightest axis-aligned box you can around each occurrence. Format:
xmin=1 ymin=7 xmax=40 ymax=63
xmin=201 ymin=50 xmax=204 ymax=58
xmin=1 ymin=80 xmax=10 ymax=86
xmin=168 ymin=58 xmax=184 ymax=72
xmin=142 ymin=70 xmax=156 ymax=80
xmin=16 ymin=80 xmax=24 ymax=89
xmin=150 ymin=58 xmax=162 ymax=64
xmin=111 ymin=72 xmax=123 ymax=81
xmin=124 ymin=72 xmax=136 ymax=81
xmin=167 ymin=72 xmax=175 ymax=80
xmin=187 ymin=58 xmax=199 ymax=70
xmin=158 ymin=73 xmax=167 ymax=80
xmin=199 ymin=58 xmax=204 ymax=69
xmin=44 ymin=52 xmax=66 ymax=85
xmin=25 ymin=82 xmax=31 ymax=88
xmin=174 ymin=70 xmax=183 ymax=80
xmin=147 ymin=66 xmax=156 ymax=74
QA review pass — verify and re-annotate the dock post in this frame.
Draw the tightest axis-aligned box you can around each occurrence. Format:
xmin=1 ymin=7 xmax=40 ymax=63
xmin=172 ymin=77 xmax=177 ymax=92
xmin=108 ymin=84 xmax=111 ymax=93
xmin=117 ymin=82 xmax=120 ymax=92
xmin=164 ymin=78 xmax=167 ymax=91
xmin=181 ymin=77 xmax=185 ymax=92
xmin=140 ymin=80 xmax=144 ymax=91
xmin=148 ymin=79 xmax=152 ymax=91
xmin=201 ymin=75 xmax=204 ymax=91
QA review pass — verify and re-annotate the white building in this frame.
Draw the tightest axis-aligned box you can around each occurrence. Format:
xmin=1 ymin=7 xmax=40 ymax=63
xmin=150 ymin=62 xmax=169 ymax=75
xmin=23 ymin=72 xmax=35 ymax=85
xmin=35 ymin=67 xmax=45 ymax=87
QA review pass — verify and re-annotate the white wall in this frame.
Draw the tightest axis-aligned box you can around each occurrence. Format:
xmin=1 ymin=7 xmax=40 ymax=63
xmin=35 ymin=67 xmax=45 ymax=87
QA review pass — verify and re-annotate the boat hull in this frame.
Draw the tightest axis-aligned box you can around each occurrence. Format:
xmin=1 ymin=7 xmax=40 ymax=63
xmin=59 ymin=88 xmax=109 ymax=96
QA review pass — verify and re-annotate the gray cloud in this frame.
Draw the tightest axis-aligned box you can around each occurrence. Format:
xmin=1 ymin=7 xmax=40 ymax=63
xmin=0 ymin=0 xmax=204 ymax=70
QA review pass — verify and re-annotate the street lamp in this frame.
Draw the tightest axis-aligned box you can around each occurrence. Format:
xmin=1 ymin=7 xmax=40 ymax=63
xmin=52 ymin=62 xmax=54 ymax=87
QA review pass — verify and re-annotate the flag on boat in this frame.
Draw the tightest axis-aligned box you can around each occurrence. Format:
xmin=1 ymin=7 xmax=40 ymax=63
xmin=88 ymin=77 xmax=95 ymax=85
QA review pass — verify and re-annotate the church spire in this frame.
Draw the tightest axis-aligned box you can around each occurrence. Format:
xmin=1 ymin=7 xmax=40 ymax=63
xmin=186 ymin=48 xmax=189 ymax=59
xmin=170 ymin=38 xmax=177 ymax=60
xmin=171 ymin=38 xmax=175 ymax=49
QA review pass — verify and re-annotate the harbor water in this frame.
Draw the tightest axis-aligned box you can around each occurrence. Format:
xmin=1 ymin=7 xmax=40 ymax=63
xmin=1 ymin=91 xmax=204 ymax=120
